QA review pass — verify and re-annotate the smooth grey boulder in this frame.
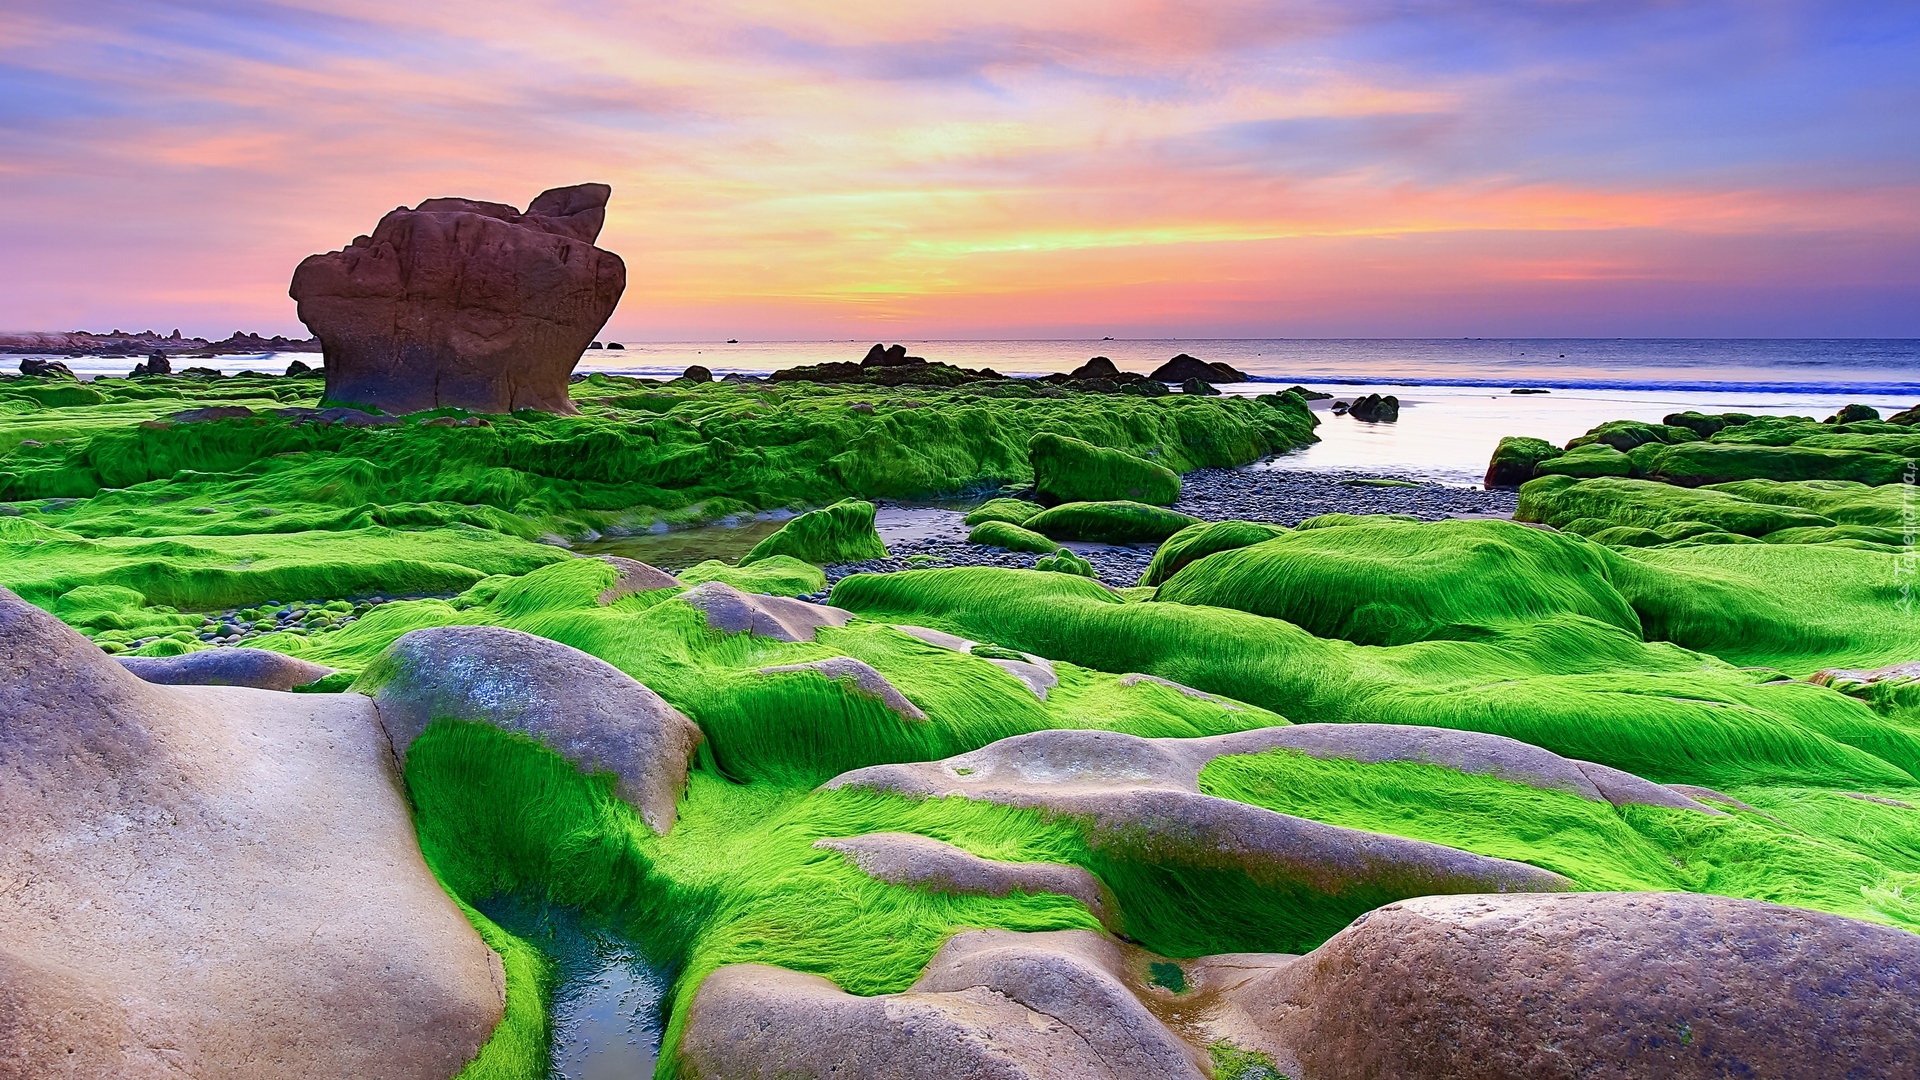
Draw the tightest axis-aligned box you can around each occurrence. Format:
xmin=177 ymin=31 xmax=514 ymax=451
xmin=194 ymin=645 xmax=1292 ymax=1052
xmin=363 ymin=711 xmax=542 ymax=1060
xmin=680 ymin=580 xmax=853 ymax=642
xmin=895 ymin=623 xmax=1059 ymax=699
xmin=366 ymin=625 xmax=703 ymax=833
xmin=816 ymin=832 xmax=1115 ymax=928
xmin=760 ymin=657 xmax=927 ymax=721
xmin=117 ymin=647 xmax=335 ymax=691
xmin=828 ymin=729 xmax=1572 ymax=916
xmin=680 ymin=930 xmax=1205 ymax=1080
xmin=1204 ymin=891 xmax=1920 ymax=1080
xmin=0 ymin=588 xmax=502 ymax=1078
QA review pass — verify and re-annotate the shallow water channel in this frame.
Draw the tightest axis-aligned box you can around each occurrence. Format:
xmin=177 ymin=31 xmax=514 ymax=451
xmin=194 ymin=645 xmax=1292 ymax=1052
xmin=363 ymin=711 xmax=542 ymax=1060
xmin=477 ymin=896 xmax=670 ymax=1080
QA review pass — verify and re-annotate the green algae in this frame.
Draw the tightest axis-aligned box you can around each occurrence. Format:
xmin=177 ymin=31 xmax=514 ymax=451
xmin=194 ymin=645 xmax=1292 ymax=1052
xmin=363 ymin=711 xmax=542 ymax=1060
xmin=676 ymin=555 xmax=825 ymax=597
xmin=1138 ymin=520 xmax=1290 ymax=587
xmin=1028 ymin=431 xmax=1180 ymax=506
xmin=740 ymin=499 xmax=887 ymax=566
xmin=1024 ymin=500 xmax=1202 ymax=544
xmin=1033 ymin=548 xmax=1097 ymax=577
xmin=967 ymin=519 xmax=1058 ymax=553
xmin=962 ymin=497 xmax=1045 ymax=527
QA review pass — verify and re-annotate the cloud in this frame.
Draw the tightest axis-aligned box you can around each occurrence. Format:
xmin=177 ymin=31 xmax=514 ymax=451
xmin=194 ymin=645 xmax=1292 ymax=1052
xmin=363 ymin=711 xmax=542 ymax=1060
xmin=0 ymin=0 xmax=1913 ymax=337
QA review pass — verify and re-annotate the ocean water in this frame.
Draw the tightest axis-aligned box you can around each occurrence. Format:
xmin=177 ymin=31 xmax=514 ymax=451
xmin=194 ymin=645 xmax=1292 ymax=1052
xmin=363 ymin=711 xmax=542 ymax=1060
xmin=30 ymin=339 xmax=1919 ymax=485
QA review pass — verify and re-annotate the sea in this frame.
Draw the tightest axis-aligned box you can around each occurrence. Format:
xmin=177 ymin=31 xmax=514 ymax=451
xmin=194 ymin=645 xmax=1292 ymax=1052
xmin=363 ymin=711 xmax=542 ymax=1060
xmin=39 ymin=339 xmax=1920 ymax=486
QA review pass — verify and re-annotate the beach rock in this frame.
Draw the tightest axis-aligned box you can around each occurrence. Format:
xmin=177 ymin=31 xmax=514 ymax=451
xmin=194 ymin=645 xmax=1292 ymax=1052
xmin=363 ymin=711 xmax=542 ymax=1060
xmin=681 ymin=930 xmax=1206 ymax=1080
xmin=1347 ymin=393 xmax=1399 ymax=422
xmin=862 ymin=343 xmax=927 ymax=367
xmin=1148 ymin=353 xmax=1248 ymax=383
xmin=1180 ymin=377 xmax=1219 ymax=396
xmin=743 ymin=499 xmax=889 ymax=565
xmin=1284 ymin=384 xmax=1332 ymax=400
xmin=1485 ymin=435 xmax=1564 ymax=488
xmin=593 ymin=554 xmax=683 ymax=602
xmin=759 ymin=656 xmax=927 ymax=721
xmin=1068 ymin=356 xmax=1122 ymax=379
xmin=1024 ymin=500 xmax=1200 ymax=543
xmin=18 ymin=357 xmax=74 ymax=379
xmin=894 ymin=625 xmax=1060 ymax=700
xmin=366 ymin=625 xmax=702 ymax=832
xmin=1888 ymin=403 xmax=1920 ymax=426
xmin=828 ymin=729 xmax=1573 ymax=929
xmin=1538 ymin=441 xmax=1634 ymax=478
xmin=678 ymin=580 xmax=854 ymax=642
xmin=1208 ymin=891 xmax=1920 ymax=1080
xmin=1030 ymin=433 xmax=1180 ymax=507
xmin=290 ymin=182 xmax=626 ymax=415
xmin=682 ymin=364 xmax=714 ymax=382
xmin=1827 ymin=403 xmax=1881 ymax=424
xmin=116 ymin=647 xmax=336 ymax=691
xmin=165 ymin=405 xmax=254 ymax=423
xmin=0 ymin=588 xmax=503 ymax=1077
xmin=817 ymin=833 xmax=1115 ymax=927
xmin=285 ymin=358 xmax=316 ymax=377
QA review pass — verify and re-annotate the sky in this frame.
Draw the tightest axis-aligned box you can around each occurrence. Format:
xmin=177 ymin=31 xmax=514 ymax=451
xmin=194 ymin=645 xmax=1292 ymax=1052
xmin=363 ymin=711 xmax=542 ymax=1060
xmin=1 ymin=0 xmax=1916 ymax=340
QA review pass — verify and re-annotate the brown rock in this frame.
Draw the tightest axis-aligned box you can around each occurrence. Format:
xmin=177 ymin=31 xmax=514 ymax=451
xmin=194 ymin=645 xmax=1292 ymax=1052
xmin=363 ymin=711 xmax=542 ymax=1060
xmin=1206 ymin=891 xmax=1920 ymax=1080
xmin=815 ymin=832 xmax=1116 ymax=929
xmin=1147 ymin=353 xmax=1248 ymax=383
xmin=678 ymin=580 xmax=854 ymax=642
xmin=366 ymin=624 xmax=703 ymax=833
xmin=116 ymin=646 xmax=335 ymax=691
xmin=290 ymin=183 xmax=626 ymax=415
xmin=680 ymin=930 xmax=1206 ymax=1079
xmin=591 ymin=554 xmax=683 ymax=604
xmin=0 ymin=588 xmax=502 ymax=1077
xmin=759 ymin=657 xmax=928 ymax=720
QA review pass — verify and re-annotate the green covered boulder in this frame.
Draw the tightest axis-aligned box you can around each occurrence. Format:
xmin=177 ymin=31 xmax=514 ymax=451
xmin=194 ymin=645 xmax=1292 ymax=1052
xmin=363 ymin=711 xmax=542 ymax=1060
xmin=1034 ymin=548 xmax=1096 ymax=577
xmin=963 ymin=498 xmax=1045 ymax=527
xmin=1024 ymin=501 xmax=1202 ymax=544
xmin=1537 ymin=442 xmax=1634 ymax=479
xmin=1567 ymin=420 xmax=1698 ymax=453
xmin=741 ymin=499 xmax=888 ymax=566
xmin=1644 ymin=442 xmax=1910 ymax=487
xmin=1516 ymin=475 xmax=1836 ymax=537
xmin=679 ymin=555 xmax=827 ymax=597
xmin=1139 ymin=520 xmax=1290 ymax=586
xmin=968 ymin=520 xmax=1058 ymax=554
xmin=1028 ymin=432 xmax=1180 ymax=506
xmin=1484 ymin=436 xmax=1563 ymax=488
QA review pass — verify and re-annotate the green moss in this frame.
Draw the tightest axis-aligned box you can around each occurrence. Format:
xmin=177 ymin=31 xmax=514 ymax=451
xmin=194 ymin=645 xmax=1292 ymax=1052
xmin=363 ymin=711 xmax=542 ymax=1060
xmin=963 ymin=498 xmax=1046 ymax=527
xmin=740 ymin=500 xmax=888 ymax=566
xmin=1517 ymin=475 xmax=1837 ymax=537
xmin=1648 ymin=442 xmax=1910 ymax=487
xmin=1537 ymin=442 xmax=1634 ymax=478
xmin=1025 ymin=501 xmax=1202 ymax=544
xmin=1139 ymin=520 xmax=1290 ymax=587
xmin=1028 ymin=432 xmax=1180 ymax=506
xmin=968 ymin=519 xmax=1058 ymax=554
xmin=1210 ymin=1042 xmax=1288 ymax=1080
xmin=1567 ymin=419 xmax=1699 ymax=452
xmin=1034 ymin=548 xmax=1097 ymax=577
xmin=678 ymin=555 xmax=826 ymax=597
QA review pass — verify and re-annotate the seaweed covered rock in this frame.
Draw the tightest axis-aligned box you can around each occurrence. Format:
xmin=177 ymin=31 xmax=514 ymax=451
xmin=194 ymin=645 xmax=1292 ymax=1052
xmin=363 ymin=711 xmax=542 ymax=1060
xmin=1484 ymin=435 xmax=1564 ymax=488
xmin=1153 ymin=518 xmax=1641 ymax=647
xmin=1536 ymin=441 xmax=1634 ymax=478
xmin=0 ymin=588 xmax=503 ymax=1076
xmin=816 ymin=833 xmax=1115 ymax=927
xmin=1149 ymin=353 xmax=1248 ymax=383
xmin=289 ymin=183 xmax=626 ymax=415
xmin=117 ymin=646 xmax=335 ymax=691
xmin=1025 ymin=501 xmax=1201 ymax=544
xmin=678 ymin=580 xmax=855 ymax=642
xmin=1517 ymin=475 xmax=1837 ymax=537
xmin=1180 ymin=377 xmax=1219 ymax=396
xmin=742 ymin=499 xmax=889 ymax=565
xmin=1029 ymin=432 xmax=1180 ymax=507
xmin=1140 ymin=520 xmax=1291 ymax=587
xmin=1644 ymin=440 xmax=1909 ymax=487
xmin=1827 ymin=403 xmax=1881 ymax=424
xmin=1346 ymin=393 xmax=1398 ymax=423
xmin=969 ymin=518 xmax=1058 ymax=554
xmin=1213 ymin=892 xmax=1920 ymax=1080
xmin=1034 ymin=547 xmax=1097 ymax=577
xmin=364 ymin=624 xmax=703 ymax=832
xmin=679 ymin=555 xmax=827 ymax=597
xmin=963 ymin=498 xmax=1045 ymax=527
xmin=1569 ymin=419 xmax=1699 ymax=452
xmin=1663 ymin=410 xmax=1756 ymax=438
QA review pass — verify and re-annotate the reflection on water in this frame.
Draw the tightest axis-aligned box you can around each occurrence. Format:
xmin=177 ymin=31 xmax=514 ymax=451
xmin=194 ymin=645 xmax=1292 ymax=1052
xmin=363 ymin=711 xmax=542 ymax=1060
xmin=476 ymin=896 xmax=669 ymax=1080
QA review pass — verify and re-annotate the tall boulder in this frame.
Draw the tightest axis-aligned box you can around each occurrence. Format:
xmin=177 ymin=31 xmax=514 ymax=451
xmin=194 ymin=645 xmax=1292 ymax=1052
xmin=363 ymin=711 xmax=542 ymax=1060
xmin=290 ymin=183 xmax=626 ymax=415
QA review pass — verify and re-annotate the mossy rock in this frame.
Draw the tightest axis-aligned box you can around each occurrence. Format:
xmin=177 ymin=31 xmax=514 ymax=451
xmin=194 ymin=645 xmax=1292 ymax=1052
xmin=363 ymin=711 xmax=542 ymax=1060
xmin=1566 ymin=420 xmax=1698 ymax=453
xmin=679 ymin=556 xmax=827 ymax=597
xmin=964 ymin=498 xmax=1045 ymax=528
xmin=1034 ymin=548 xmax=1096 ymax=577
xmin=1537 ymin=443 xmax=1634 ymax=479
xmin=741 ymin=500 xmax=888 ymax=566
xmin=1516 ymin=475 xmax=1836 ymax=537
xmin=1153 ymin=517 xmax=1642 ymax=646
xmin=1663 ymin=411 xmax=1756 ymax=438
xmin=1029 ymin=432 xmax=1180 ymax=507
xmin=969 ymin=520 xmax=1058 ymax=554
xmin=1644 ymin=442 xmax=1910 ymax=487
xmin=1140 ymin=520 xmax=1290 ymax=587
xmin=1024 ymin=501 xmax=1202 ymax=544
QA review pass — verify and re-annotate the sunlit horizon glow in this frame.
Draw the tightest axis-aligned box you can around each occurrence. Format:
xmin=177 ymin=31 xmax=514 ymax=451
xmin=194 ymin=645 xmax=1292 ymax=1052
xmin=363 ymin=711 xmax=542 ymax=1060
xmin=2 ymin=1 xmax=1916 ymax=340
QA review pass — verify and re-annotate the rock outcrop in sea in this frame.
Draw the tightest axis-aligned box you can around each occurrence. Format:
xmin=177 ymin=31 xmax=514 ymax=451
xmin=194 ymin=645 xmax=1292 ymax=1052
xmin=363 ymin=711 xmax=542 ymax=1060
xmin=290 ymin=183 xmax=626 ymax=415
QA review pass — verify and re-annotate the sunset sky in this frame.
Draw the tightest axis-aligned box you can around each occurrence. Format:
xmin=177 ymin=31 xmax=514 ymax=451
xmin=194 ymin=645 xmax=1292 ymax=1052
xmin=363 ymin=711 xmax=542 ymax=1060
xmin=2 ymin=1 xmax=1916 ymax=340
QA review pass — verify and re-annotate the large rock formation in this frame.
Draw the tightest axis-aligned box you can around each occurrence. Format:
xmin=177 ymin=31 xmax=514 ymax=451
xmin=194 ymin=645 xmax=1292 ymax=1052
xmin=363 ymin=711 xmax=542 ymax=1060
xmin=0 ymin=588 xmax=503 ymax=1077
xmin=290 ymin=183 xmax=626 ymax=415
